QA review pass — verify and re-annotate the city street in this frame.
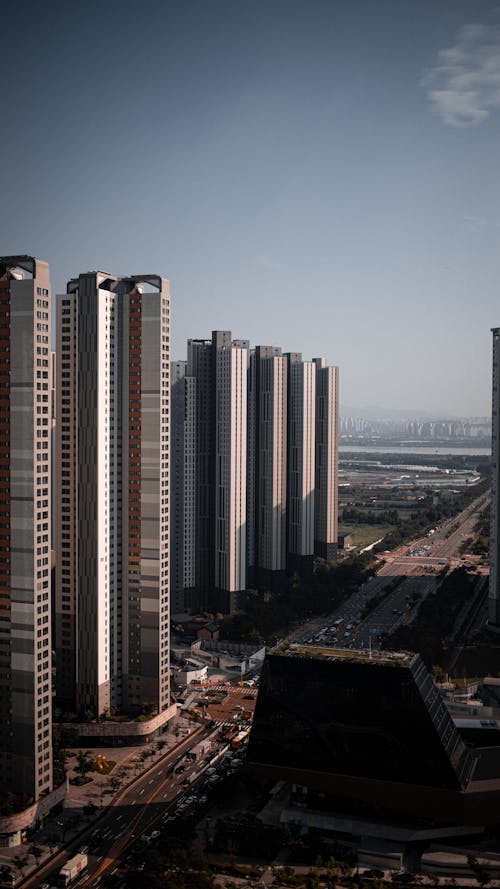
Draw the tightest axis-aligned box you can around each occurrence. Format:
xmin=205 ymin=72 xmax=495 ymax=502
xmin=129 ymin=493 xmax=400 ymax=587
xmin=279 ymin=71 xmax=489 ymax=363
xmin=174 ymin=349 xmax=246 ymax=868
xmin=19 ymin=724 xmax=211 ymax=889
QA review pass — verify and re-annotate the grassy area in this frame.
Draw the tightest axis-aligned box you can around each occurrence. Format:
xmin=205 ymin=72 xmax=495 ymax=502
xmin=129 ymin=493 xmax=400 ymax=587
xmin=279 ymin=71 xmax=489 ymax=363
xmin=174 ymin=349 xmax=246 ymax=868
xmin=338 ymin=524 xmax=391 ymax=550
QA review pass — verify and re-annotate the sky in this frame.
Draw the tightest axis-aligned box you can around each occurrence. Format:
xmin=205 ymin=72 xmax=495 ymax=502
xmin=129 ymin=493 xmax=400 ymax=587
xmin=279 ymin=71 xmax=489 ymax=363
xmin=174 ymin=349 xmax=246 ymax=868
xmin=1 ymin=0 xmax=499 ymax=417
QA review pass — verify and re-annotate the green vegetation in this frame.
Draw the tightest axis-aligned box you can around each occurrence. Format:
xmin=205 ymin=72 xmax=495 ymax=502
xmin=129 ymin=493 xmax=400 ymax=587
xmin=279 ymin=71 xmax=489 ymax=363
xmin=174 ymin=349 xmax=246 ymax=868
xmin=338 ymin=524 xmax=392 ymax=550
xmin=0 ymin=864 xmax=13 ymax=887
xmin=221 ymin=555 xmax=376 ymax=644
xmin=471 ymin=503 xmax=490 ymax=556
xmin=341 ymin=507 xmax=403 ymax=526
xmin=381 ymin=567 xmax=479 ymax=670
xmin=339 ymin=478 xmax=490 ymax=554
xmin=0 ymin=792 xmax=32 ymax=817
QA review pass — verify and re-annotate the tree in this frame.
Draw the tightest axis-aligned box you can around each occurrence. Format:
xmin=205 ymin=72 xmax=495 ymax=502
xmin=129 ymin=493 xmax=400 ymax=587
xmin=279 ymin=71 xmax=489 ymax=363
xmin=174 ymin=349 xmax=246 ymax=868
xmin=47 ymin=831 xmax=59 ymax=853
xmin=468 ymin=855 xmax=492 ymax=888
xmin=305 ymin=867 xmax=321 ymax=889
xmin=29 ymin=843 xmax=43 ymax=866
xmin=0 ymin=864 xmax=13 ymax=887
xmin=12 ymin=855 xmax=29 ymax=878
xmin=109 ymin=775 xmax=121 ymax=792
xmin=325 ymin=857 xmax=341 ymax=887
xmin=75 ymin=750 xmax=94 ymax=779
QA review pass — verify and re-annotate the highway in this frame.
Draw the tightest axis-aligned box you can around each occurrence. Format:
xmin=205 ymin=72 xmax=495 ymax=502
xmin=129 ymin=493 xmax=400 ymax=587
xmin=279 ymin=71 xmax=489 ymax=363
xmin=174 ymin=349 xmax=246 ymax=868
xmin=376 ymin=492 xmax=489 ymax=576
xmin=292 ymin=492 xmax=488 ymax=653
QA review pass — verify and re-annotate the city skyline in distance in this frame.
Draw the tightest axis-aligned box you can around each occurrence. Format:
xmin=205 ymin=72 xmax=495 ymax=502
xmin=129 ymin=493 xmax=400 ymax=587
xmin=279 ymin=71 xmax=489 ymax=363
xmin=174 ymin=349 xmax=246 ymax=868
xmin=1 ymin=0 xmax=498 ymax=416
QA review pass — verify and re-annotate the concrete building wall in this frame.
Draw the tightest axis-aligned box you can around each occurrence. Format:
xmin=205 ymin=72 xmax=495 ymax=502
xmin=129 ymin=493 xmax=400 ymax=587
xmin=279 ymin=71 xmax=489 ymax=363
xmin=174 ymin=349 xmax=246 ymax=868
xmin=287 ymin=356 xmax=316 ymax=559
xmin=131 ymin=281 xmax=170 ymax=712
xmin=183 ymin=377 xmax=197 ymax=592
xmin=171 ymin=361 xmax=187 ymax=612
xmin=170 ymin=362 xmax=197 ymax=612
xmin=251 ymin=349 xmax=288 ymax=576
xmin=490 ymin=328 xmax=500 ymax=625
xmin=55 ymin=289 xmax=78 ymax=707
xmin=0 ymin=256 xmax=53 ymax=802
xmin=247 ymin=353 xmax=257 ymax=576
xmin=314 ymin=361 xmax=339 ymax=561
xmin=215 ymin=339 xmax=248 ymax=600
xmin=186 ymin=338 xmax=215 ymax=608
xmin=56 ymin=272 xmax=170 ymax=719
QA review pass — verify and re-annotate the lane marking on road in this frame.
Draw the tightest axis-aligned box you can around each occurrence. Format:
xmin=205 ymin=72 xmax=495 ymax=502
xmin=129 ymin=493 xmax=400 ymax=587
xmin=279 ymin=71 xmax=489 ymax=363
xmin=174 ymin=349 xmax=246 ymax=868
xmin=82 ymin=724 xmax=207 ymax=888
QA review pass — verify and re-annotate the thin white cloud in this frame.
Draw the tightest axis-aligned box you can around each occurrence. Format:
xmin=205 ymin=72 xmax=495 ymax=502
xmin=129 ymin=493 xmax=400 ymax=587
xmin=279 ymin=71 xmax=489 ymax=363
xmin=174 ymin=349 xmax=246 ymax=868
xmin=257 ymin=254 xmax=282 ymax=270
xmin=463 ymin=214 xmax=488 ymax=231
xmin=422 ymin=17 xmax=500 ymax=126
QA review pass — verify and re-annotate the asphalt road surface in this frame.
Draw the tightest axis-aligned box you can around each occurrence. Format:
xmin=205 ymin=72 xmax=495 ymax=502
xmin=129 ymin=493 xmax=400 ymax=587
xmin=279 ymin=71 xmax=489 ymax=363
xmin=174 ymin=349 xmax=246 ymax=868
xmin=24 ymin=724 xmax=211 ymax=889
xmin=292 ymin=492 xmax=488 ymax=652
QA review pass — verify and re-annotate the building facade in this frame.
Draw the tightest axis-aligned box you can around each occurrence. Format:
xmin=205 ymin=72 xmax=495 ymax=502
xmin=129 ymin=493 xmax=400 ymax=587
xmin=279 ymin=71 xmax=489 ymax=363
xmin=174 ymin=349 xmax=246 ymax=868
xmin=246 ymin=648 xmax=500 ymax=826
xmin=177 ymin=332 xmax=248 ymax=613
xmin=186 ymin=337 xmax=215 ymax=610
xmin=170 ymin=360 xmax=196 ymax=613
xmin=171 ymin=334 xmax=339 ymax=610
xmin=286 ymin=354 xmax=316 ymax=572
xmin=55 ymin=271 xmax=170 ymax=718
xmin=214 ymin=334 xmax=249 ymax=606
xmin=490 ymin=327 xmax=500 ymax=626
xmin=313 ymin=358 xmax=339 ymax=560
xmin=0 ymin=256 xmax=53 ymax=802
xmin=247 ymin=346 xmax=287 ymax=589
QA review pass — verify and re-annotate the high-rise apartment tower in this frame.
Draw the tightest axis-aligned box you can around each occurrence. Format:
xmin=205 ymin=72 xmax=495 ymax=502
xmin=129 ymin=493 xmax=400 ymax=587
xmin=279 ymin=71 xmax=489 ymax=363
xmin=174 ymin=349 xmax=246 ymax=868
xmin=55 ymin=271 xmax=170 ymax=718
xmin=313 ymin=358 xmax=339 ymax=560
xmin=170 ymin=360 xmax=196 ymax=613
xmin=178 ymin=331 xmax=248 ymax=612
xmin=247 ymin=346 xmax=288 ymax=588
xmin=490 ymin=328 xmax=500 ymax=626
xmin=286 ymin=353 xmax=316 ymax=572
xmin=0 ymin=256 xmax=53 ymax=801
xmin=171 ymin=334 xmax=339 ymax=610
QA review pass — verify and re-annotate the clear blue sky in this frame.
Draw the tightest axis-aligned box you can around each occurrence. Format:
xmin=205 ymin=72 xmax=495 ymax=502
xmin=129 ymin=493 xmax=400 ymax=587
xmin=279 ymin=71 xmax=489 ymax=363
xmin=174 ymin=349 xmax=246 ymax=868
xmin=1 ymin=0 xmax=498 ymax=416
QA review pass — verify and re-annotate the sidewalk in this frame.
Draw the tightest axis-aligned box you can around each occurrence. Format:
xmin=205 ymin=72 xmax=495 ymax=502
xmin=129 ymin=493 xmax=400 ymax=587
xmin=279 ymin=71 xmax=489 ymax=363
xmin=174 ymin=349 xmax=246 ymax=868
xmin=0 ymin=714 xmax=198 ymax=886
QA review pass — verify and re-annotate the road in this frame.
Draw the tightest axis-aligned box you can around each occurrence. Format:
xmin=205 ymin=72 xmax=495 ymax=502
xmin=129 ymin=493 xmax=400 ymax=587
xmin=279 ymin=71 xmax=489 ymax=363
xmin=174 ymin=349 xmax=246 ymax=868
xmin=376 ymin=493 xmax=489 ymax=576
xmin=23 ymin=724 xmax=210 ymax=889
xmin=291 ymin=492 xmax=489 ymax=653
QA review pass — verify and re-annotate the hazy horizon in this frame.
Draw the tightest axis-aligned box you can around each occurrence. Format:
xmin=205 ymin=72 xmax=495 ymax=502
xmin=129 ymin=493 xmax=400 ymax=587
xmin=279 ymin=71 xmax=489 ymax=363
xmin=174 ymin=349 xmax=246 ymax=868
xmin=1 ymin=0 xmax=498 ymax=416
